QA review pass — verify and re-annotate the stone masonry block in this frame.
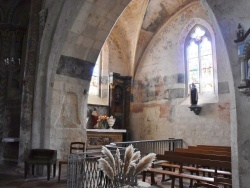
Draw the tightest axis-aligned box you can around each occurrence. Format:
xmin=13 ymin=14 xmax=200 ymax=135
xmin=84 ymin=24 xmax=98 ymax=38
xmin=52 ymin=90 xmax=64 ymax=105
xmin=53 ymin=81 xmax=64 ymax=91
xmin=96 ymin=29 xmax=110 ymax=41
xmin=64 ymin=83 xmax=82 ymax=93
xmin=218 ymin=81 xmax=230 ymax=94
xmin=79 ymin=36 xmax=95 ymax=47
xmin=86 ymin=48 xmax=101 ymax=63
xmin=93 ymin=40 xmax=103 ymax=50
xmin=71 ymin=20 xmax=87 ymax=35
xmin=113 ymin=4 xmax=126 ymax=15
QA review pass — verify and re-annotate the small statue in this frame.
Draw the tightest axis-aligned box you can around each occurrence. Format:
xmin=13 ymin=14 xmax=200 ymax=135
xmin=91 ymin=107 xmax=99 ymax=128
xmin=236 ymin=24 xmax=244 ymax=39
xmin=190 ymin=83 xmax=198 ymax=105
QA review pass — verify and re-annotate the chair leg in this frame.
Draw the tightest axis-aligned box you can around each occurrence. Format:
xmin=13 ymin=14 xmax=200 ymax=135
xmin=47 ymin=164 xmax=50 ymax=181
xmin=32 ymin=164 xmax=35 ymax=175
xmin=179 ymin=177 xmax=183 ymax=188
xmin=171 ymin=176 xmax=175 ymax=188
xmin=58 ymin=162 xmax=61 ymax=181
xmin=150 ymin=171 xmax=156 ymax=185
xmin=53 ymin=163 xmax=56 ymax=178
xmin=142 ymin=171 xmax=146 ymax=182
xmin=24 ymin=162 xmax=28 ymax=179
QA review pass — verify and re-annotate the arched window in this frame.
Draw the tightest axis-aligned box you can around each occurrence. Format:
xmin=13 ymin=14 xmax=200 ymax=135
xmin=87 ymin=48 xmax=109 ymax=105
xmin=186 ymin=26 xmax=214 ymax=93
xmin=89 ymin=54 xmax=100 ymax=95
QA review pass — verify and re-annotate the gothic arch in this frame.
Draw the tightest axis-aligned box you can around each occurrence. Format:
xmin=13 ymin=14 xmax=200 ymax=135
xmin=33 ymin=0 xmax=132 ymax=159
xmin=179 ymin=18 xmax=218 ymax=98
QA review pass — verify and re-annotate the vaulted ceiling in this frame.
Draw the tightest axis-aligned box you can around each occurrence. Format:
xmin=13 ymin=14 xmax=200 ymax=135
xmin=107 ymin=0 xmax=198 ymax=76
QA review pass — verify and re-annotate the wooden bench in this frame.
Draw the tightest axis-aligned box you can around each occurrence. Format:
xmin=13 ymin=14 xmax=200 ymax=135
xmin=160 ymin=151 xmax=231 ymax=186
xmin=175 ymin=148 xmax=231 ymax=156
xmin=143 ymin=154 xmax=231 ymax=188
xmin=197 ymin=145 xmax=231 ymax=150
xmin=143 ymin=151 xmax=231 ymax=186
xmin=189 ymin=145 xmax=231 ymax=152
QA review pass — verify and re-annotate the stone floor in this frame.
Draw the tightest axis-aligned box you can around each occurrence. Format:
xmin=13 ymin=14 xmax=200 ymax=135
xmin=0 ymin=160 xmax=189 ymax=188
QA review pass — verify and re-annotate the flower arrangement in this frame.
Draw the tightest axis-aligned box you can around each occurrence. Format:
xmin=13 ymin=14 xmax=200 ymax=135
xmin=98 ymin=145 xmax=156 ymax=186
xmin=98 ymin=115 xmax=109 ymax=129
xmin=99 ymin=115 xmax=109 ymax=121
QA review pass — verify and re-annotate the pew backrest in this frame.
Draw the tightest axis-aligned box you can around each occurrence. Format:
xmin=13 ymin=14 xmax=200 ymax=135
xmin=156 ymin=154 xmax=231 ymax=171
xmin=191 ymin=145 xmax=231 ymax=152
xmin=175 ymin=148 xmax=231 ymax=157
xmin=164 ymin=151 xmax=231 ymax=162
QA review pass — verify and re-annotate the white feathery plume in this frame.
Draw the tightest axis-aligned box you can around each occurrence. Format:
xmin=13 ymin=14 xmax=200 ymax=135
xmin=133 ymin=153 xmax=156 ymax=175
xmin=123 ymin=144 xmax=134 ymax=174
xmin=131 ymin=151 xmax=141 ymax=162
xmin=130 ymin=151 xmax=141 ymax=167
xmin=98 ymin=158 xmax=114 ymax=180
xmin=101 ymin=146 xmax=116 ymax=173
xmin=115 ymin=148 xmax=121 ymax=175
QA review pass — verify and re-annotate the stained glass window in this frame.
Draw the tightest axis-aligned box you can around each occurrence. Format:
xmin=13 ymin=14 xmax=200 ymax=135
xmin=187 ymin=26 xmax=213 ymax=93
xmin=89 ymin=55 xmax=100 ymax=95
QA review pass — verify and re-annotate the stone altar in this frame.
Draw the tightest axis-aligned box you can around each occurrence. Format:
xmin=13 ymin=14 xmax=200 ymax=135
xmin=86 ymin=129 xmax=126 ymax=149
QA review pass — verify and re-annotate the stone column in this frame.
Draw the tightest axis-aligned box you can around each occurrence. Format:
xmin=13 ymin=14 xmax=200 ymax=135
xmin=19 ymin=0 xmax=42 ymax=162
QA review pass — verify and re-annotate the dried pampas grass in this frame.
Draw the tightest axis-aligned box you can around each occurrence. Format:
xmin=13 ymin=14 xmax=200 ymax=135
xmin=133 ymin=153 xmax=156 ymax=175
xmin=123 ymin=145 xmax=135 ymax=174
xmin=101 ymin=146 xmax=116 ymax=173
xmin=98 ymin=145 xmax=156 ymax=183
xmin=115 ymin=148 xmax=121 ymax=174
xmin=98 ymin=158 xmax=115 ymax=180
xmin=132 ymin=151 xmax=141 ymax=162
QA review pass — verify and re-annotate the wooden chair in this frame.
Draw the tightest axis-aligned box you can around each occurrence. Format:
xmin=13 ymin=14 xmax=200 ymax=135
xmin=58 ymin=142 xmax=85 ymax=181
xmin=24 ymin=149 xmax=57 ymax=181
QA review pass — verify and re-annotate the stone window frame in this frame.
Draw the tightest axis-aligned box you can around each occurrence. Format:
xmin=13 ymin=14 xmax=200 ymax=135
xmin=179 ymin=18 xmax=218 ymax=104
xmin=185 ymin=24 xmax=214 ymax=94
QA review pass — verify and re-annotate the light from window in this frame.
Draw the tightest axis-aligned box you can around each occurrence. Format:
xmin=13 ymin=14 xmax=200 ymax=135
xmin=89 ymin=55 xmax=100 ymax=95
xmin=187 ymin=26 xmax=213 ymax=93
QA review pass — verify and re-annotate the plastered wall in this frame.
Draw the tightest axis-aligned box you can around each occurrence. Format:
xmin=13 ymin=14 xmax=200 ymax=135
xmin=130 ymin=2 xmax=231 ymax=147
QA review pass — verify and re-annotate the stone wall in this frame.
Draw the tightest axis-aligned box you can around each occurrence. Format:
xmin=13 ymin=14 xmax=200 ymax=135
xmin=39 ymin=0 xmax=131 ymax=160
xmin=203 ymin=0 xmax=250 ymax=187
xmin=130 ymin=2 xmax=231 ymax=146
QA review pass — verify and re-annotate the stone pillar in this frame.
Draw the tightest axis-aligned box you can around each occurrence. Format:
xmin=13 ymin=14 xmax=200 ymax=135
xmin=19 ymin=0 xmax=42 ymax=162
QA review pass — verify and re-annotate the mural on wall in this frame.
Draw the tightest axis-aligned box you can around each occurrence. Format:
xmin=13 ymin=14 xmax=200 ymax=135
xmin=130 ymin=2 xmax=231 ymax=145
xmin=108 ymin=35 xmax=129 ymax=76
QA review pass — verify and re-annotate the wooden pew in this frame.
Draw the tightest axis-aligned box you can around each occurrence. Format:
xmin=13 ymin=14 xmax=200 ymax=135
xmin=143 ymin=154 xmax=232 ymax=188
xmin=164 ymin=151 xmax=231 ymax=162
xmin=175 ymin=148 xmax=231 ymax=156
xmin=160 ymin=151 xmax=231 ymax=186
xmin=189 ymin=145 xmax=231 ymax=152
xmin=197 ymin=145 xmax=231 ymax=149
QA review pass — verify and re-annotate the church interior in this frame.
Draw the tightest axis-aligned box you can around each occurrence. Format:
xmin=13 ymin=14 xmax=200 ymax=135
xmin=0 ymin=0 xmax=250 ymax=187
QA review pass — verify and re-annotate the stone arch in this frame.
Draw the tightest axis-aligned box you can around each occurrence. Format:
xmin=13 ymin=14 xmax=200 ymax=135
xmin=33 ymin=0 xmax=132 ymax=159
